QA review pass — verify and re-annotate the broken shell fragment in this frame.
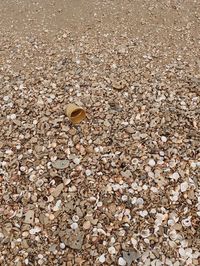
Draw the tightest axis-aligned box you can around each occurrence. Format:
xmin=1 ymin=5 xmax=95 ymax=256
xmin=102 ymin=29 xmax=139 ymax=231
xmin=65 ymin=103 xmax=86 ymax=124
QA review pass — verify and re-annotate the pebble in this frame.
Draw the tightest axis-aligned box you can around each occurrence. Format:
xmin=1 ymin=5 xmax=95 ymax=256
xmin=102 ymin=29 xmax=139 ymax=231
xmin=49 ymin=214 xmax=55 ymax=220
xmin=108 ymin=246 xmax=116 ymax=255
xmin=60 ymin=243 xmax=66 ymax=249
xmin=136 ymin=198 xmax=144 ymax=205
xmin=139 ymin=210 xmax=148 ymax=217
xmin=121 ymin=195 xmax=128 ymax=201
xmin=10 ymin=114 xmax=16 ymax=120
xmin=85 ymin=169 xmax=92 ymax=176
xmin=3 ymin=95 xmax=9 ymax=101
xmin=73 ymin=158 xmax=81 ymax=165
xmin=38 ymin=260 xmax=43 ymax=265
xmin=93 ymin=147 xmax=99 ymax=153
xmin=190 ymin=162 xmax=197 ymax=168
xmin=170 ymin=172 xmax=180 ymax=181
xmin=148 ymin=159 xmax=156 ymax=167
xmin=99 ymin=254 xmax=106 ymax=263
xmin=83 ymin=221 xmax=91 ymax=230
xmin=161 ymin=136 xmax=167 ymax=142
xmin=118 ymin=257 xmax=127 ymax=266
xmin=71 ymin=223 xmax=79 ymax=230
xmin=180 ymin=182 xmax=188 ymax=192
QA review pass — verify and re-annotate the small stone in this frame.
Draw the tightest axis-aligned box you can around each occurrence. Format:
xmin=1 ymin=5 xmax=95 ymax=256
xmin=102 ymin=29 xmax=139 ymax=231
xmin=38 ymin=260 xmax=43 ymax=265
xmin=49 ymin=244 xmax=57 ymax=252
xmin=180 ymin=182 xmax=188 ymax=192
xmin=71 ymin=223 xmax=78 ymax=230
xmin=49 ymin=214 xmax=55 ymax=220
xmin=24 ymin=210 xmax=34 ymax=224
xmin=161 ymin=136 xmax=167 ymax=142
xmin=94 ymin=147 xmax=100 ymax=153
xmin=104 ymin=120 xmax=110 ymax=127
xmin=122 ymin=195 xmax=128 ymax=201
xmin=148 ymin=159 xmax=156 ymax=167
xmin=10 ymin=114 xmax=16 ymax=120
xmin=83 ymin=221 xmax=91 ymax=230
xmin=136 ymin=198 xmax=144 ymax=205
xmin=169 ymin=172 xmax=180 ymax=181
xmin=118 ymin=257 xmax=127 ymax=266
xmin=190 ymin=162 xmax=196 ymax=168
xmin=99 ymin=254 xmax=106 ymax=263
xmin=60 ymin=243 xmax=65 ymax=249
xmin=3 ymin=95 xmax=9 ymax=101
xmin=85 ymin=169 xmax=92 ymax=176
xmin=108 ymin=246 xmax=116 ymax=255
xmin=139 ymin=210 xmax=148 ymax=217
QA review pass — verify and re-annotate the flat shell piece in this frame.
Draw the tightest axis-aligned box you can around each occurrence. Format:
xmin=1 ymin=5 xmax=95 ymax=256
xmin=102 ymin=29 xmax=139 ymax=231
xmin=51 ymin=183 xmax=64 ymax=197
xmin=24 ymin=210 xmax=35 ymax=224
xmin=52 ymin=160 xmax=69 ymax=169
xmin=60 ymin=229 xmax=85 ymax=250
xmin=122 ymin=250 xmax=141 ymax=265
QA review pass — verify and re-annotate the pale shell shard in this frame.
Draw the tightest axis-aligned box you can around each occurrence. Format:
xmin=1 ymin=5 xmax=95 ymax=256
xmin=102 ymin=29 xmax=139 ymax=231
xmin=169 ymin=172 xmax=180 ymax=181
xmin=140 ymin=229 xmax=150 ymax=238
xmin=52 ymin=160 xmax=69 ymax=169
xmin=118 ymin=257 xmax=127 ymax=266
xmin=99 ymin=254 xmax=106 ymax=263
xmin=180 ymin=181 xmax=189 ymax=192
xmin=182 ymin=217 xmax=191 ymax=227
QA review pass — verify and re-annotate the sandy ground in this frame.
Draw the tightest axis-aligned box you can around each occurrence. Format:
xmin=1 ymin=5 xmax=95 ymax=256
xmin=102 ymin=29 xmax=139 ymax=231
xmin=0 ymin=1 xmax=200 ymax=266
